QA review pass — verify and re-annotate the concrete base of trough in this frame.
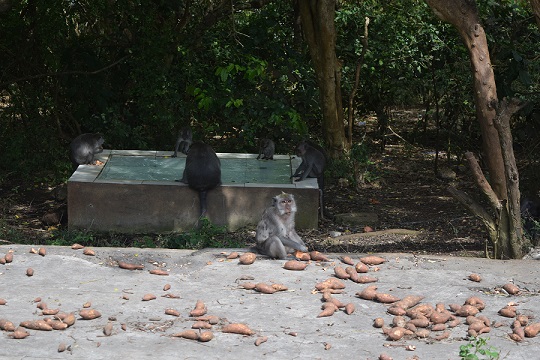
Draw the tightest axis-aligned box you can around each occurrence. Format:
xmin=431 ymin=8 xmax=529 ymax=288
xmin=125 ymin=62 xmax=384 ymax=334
xmin=68 ymin=150 xmax=320 ymax=232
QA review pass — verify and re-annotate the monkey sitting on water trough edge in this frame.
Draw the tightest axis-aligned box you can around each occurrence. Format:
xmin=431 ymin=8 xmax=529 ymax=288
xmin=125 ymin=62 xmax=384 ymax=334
xmin=257 ymin=138 xmax=275 ymax=160
xmin=69 ymin=133 xmax=105 ymax=171
xmin=256 ymin=193 xmax=308 ymax=259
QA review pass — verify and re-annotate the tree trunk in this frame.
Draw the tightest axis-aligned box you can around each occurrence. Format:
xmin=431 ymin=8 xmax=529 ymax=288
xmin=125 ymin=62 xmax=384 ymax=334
xmin=298 ymin=0 xmax=346 ymax=158
xmin=530 ymin=0 xmax=540 ymax=28
xmin=425 ymin=0 xmax=525 ymax=258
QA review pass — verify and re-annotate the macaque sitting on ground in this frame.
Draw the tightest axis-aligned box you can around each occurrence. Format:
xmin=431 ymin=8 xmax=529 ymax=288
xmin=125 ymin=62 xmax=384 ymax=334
xmin=69 ymin=133 xmax=105 ymax=171
xmin=257 ymin=138 xmax=275 ymax=160
xmin=256 ymin=193 xmax=308 ymax=259
xmin=172 ymin=126 xmax=193 ymax=157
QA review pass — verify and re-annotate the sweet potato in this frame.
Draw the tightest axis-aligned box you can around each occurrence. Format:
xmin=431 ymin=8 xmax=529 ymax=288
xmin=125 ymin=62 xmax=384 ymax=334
xmin=430 ymin=310 xmax=451 ymax=324
xmin=315 ymin=278 xmax=346 ymax=291
xmin=434 ymin=331 xmax=451 ymax=341
xmin=42 ymin=308 xmax=60 ymax=316
xmin=238 ymin=252 xmax=257 ymax=265
xmin=355 ymin=262 xmax=369 ymax=273
xmin=344 ymin=303 xmax=355 ymax=315
xmin=375 ymin=293 xmax=400 ymax=304
xmin=498 ymin=305 xmax=517 ymax=318
xmin=415 ymin=328 xmax=430 ymax=338
xmin=283 ymin=260 xmax=307 ymax=271
xmin=83 ymin=248 xmax=95 ymax=256
xmin=516 ymin=314 xmax=529 ymax=326
xmin=468 ymin=273 xmax=482 ymax=282
xmin=357 ymin=275 xmax=378 ymax=284
xmin=222 ymin=323 xmax=255 ymax=335
xmin=10 ymin=327 xmax=30 ymax=339
xmin=465 ymin=296 xmax=485 ymax=310
xmin=198 ymin=331 xmax=214 ymax=342
xmin=408 ymin=316 xmax=430 ymax=328
xmin=392 ymin=316 xmax=407 ymax=328
xmin=378 ymin=353 xmax=393 ymax=360
xmin=340 ymin=256 xmax=355 ymax=265
xmin=82 ymin=301 xmax=91 ymax=308
xmin=189 ymin=300 xmax=207 ymax=317
xmin=357 ymin=285 xmax=378 ymax=300
xmin=294 ymin=250 xmax=311 ymax=261
xmin=240 ymin=282 xmax=257 ymax=290
xmin=79 ymin=309 xmax=101 ymax=320
xmin=163 ymin=283 xmax=171 ymax=291
xmin=45 ymin=319 xmax=68 ymax=330
xmin=392 ymin=295 xmax=424 ymax=310
xmin=26 ymin=268 xmax=34 ymax=277
xmin=255 ymin=336 xmax=268 ymax=346
xmin=387 ymin=306 xmax=406 ymax=316
xmin=165 ymin=308 xmax=180 ymax=317
xmin=0 ymin=319 xmax=15 ymax=331
xmin=503 ymin=283 xmax=520 ymax=295
xmin=431 ymin=323 xmax=447 ymax=331
xmin=38 ymin=247 xmax=47 ymax=256
xmin=373 ymin=318 xmax=385 ymax=328
xmin=455 ymin=305 xmax=479 ymax=317
xmin=142 ymin=294 xmax=157 ymax=301
xmin=63 ymin=313 xmax=76 ymax=326
xmin=360 ymin=255 xmax=386 ymax=265
xmin=509 ymin=332 xmax=523 ymax=342
xmin=118 ymin=261 xmax=144 ymax=270
xmin=58 ymin=343 xmax=67 ymax=352
xmin=226 ymin=252 xmax=239 ymax=259
xmin=325 ymin=297 xmax=345 ymax=309
xmin=149 ymin=269 xmax=169 ymax=276
xmin=309 ymin=251 xmax=330 ymax=262
xmin=103 ymin=322 xmax=113 ymax=336
xmin=524 ymin=323 xmax=540 ymax=337
xmin=255 ymin=283 xmax=277 ymax=294
xmin=344 ymin=267 xmax=360 ymax=282
xmin=196 ymin=315 xmax=220 ymax=325
xmin=35 ymin=301 xmax=47 ymax=310
xmin=71 ymin=243 xmax=85 ymax=249
xmin=447 ymin=318 xmax=462 ymax=328
xmin=172 ymin=330 xmax=199 ymax=340
xmin=317 ymin=302 xmax=338 ymax=317
xmin=385 ymin=326 xmax=406 ymax=341
xmin=407 ymin=304 xmax=434 ymax=318
xmin=333 ymin=266 xmax=350 ymax=279
xmin=271 ymin=283 xmax=288 ymax=292
xmin=192 ymin=321 xmax=212 ymax=329
xmin=20 ymin=320 xmax=53 ymax=331
xmin=448 ymin=303 xmax=462 ymax=313
xmin=4 ymin=251 xmax=13 ymax=263
xmin=513 ymin=326 xmax=525 ymax=340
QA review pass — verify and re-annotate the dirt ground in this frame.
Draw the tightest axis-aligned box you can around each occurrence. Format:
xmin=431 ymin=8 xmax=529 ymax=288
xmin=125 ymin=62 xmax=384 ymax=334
xmin=0 ymin=140 xmax=491 ymax=258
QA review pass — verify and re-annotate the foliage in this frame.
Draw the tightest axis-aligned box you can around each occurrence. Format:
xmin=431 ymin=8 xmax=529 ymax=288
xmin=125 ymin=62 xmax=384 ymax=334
xmin=459 ymin=337 xmax=500 ymax=360
xmin=165 ymin=218 xmax=235 ymax=249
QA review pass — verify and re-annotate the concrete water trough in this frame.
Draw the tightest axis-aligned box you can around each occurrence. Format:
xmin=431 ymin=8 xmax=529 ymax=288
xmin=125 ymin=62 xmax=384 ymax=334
xmin=67 ymin=150 xmax=320 ymax=232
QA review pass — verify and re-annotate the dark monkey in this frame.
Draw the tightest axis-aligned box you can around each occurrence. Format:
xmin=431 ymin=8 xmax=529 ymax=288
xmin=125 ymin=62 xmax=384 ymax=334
xmin=257 ymin=138 xmax=275 ymax=160
xmin=69 ymin=133 xmax=105 ymax=171
xmin=291 ymin=141 xmax=327 ymax=218
xmin=256 ymin=193 xmax=308 ymax=259
xmin=179 ymin=141 xmax=221 ymax=216
xmin=172 ymin=126 xmax=193 ymax=157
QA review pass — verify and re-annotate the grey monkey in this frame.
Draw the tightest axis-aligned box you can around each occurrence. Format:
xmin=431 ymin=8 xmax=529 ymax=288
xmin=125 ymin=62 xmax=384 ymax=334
xmin=256 ymin=193 xmax=308 ymax=259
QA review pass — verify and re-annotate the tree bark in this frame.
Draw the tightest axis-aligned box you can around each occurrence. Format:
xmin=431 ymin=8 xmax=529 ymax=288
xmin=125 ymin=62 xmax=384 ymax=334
xmin=425 ymin=0 xmax=507 ymax=199
xmin=298 ymin=0 xmax=346 ymax=157
xmin=530 ymin=0 xmax=540 ymax=28
xmin=425 ymin=0 xmax=527 ymax=258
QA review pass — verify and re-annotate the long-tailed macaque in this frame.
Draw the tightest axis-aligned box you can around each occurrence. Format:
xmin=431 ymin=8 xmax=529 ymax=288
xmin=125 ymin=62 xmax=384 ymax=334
xmin=291 ymin=141 xmax=327 ymax=218
xmin=172 ymin=126 xmax=193 ymax=157
xmin=69 ymin=133 xmax=105 ymax=171
xmin=256 ymin=193 xmax=308 ymax=259
xmin=180 ymin=141 xmax=221 ymax=216
xmin=257 ymin=138 xmax=275 ymax=160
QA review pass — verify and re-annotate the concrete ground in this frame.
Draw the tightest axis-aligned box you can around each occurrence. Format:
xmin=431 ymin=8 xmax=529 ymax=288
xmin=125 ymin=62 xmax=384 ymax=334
xmin=0 ymin=244 xmax=538 ymax=360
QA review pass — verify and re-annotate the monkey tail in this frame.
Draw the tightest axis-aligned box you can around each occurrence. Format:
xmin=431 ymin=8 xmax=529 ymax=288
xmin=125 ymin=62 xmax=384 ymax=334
xmin=199 ymin=190 xmax=208 ymax=216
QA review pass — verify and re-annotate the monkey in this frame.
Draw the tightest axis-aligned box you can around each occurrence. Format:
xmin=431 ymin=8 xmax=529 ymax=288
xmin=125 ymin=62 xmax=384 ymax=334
xmin=255 ymin=193 xmax=308 ymax=259
xmin=257 ymin=138 xmax=275 ymax=160
xmin=69 ymin=133 xmax=105 ymax=171
xmin=179 ymin=141 xmax=221 ymax=216
xmin=291 ymin=140 xmax=327 ymax=219
xmin=172 ymin=126 xmax=193 ymax=157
